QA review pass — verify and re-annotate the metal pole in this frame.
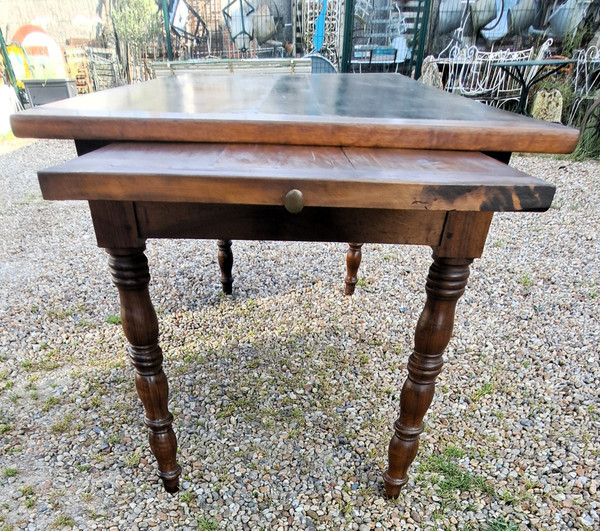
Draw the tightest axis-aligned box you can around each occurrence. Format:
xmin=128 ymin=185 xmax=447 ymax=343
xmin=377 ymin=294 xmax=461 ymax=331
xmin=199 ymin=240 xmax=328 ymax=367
xmin=0 ymin=28 xmax=21 ymax=102
xmin=408 ymin=0 xmax=423 ymax=77
xmin=340 ymin=0 xmax=354 ymax=73
xmin=162 ymin=0 xmax=173 ymax=61
xmin=414 ymin=0 xmax=432 ymax=80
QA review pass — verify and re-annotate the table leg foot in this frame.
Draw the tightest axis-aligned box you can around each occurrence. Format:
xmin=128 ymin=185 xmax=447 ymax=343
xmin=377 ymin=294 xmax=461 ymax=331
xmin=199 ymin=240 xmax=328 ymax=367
xmin=108 ymin=247 xmax=181 ymax=493
xmin=344 ymin=243 xmax=363 ymax=295
xmin=158 ymin=465 xmax=182 ymax=493
xmin=383 ymin=471 xmax=408 ymax=498
xmin=384 ymin=255 xmax=471 ymax=495
xmin=217 ymin=239 xmax=233 ymax=295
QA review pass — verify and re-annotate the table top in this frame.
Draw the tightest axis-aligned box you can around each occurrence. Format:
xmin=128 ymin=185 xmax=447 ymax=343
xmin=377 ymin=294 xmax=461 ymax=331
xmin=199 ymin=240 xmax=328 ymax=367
xmin=11 ymin=73 xmax=578 ymax=154
xmin=495 ymin=59 xmax=575 ymax=68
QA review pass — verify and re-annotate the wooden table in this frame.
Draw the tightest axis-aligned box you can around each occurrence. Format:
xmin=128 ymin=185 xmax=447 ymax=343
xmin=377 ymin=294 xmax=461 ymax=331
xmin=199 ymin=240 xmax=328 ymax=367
xmin=11 ymin=73 xmax=579 ymax=497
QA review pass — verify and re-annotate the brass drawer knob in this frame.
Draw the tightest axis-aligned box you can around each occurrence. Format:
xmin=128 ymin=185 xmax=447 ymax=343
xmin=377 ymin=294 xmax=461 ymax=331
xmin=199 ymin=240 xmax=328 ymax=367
xmin=284 ymin=189 xmax=304 ymax=214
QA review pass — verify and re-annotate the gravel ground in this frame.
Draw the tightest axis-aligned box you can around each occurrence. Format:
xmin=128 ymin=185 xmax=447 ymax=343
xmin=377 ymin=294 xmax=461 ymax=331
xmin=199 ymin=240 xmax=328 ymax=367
xmin=0 ymin=139 xmax=598 ymax=530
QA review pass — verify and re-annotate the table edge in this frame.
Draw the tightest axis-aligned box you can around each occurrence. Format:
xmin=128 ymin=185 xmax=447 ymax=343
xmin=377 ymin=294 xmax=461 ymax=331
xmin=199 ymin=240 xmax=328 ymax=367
xmin=10 ymin=114 xmax=580 ymax=154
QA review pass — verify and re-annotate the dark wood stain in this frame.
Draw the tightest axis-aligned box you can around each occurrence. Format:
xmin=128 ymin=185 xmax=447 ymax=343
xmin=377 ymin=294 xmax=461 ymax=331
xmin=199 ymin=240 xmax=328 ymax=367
xmin=11 ymin=74 xmax=579 ymax=153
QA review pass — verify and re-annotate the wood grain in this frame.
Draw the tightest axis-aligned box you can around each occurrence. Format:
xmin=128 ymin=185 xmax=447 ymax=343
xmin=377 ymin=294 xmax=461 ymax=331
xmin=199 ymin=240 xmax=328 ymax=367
xmin=11 ymin=74 xmax=579 ymax=153
xmin=107 ymin=247 xmax=181 ymax=492
xmin=134 ymin=203 xmax=446 ymax=245
xmin=384 ymin=255 xmax=472 ymax=497
xmin=88 ymin=201 xmax=143 ymax=248
xmin=39 ymin=143 xmax=555 ymax=212
xmin=437 ymin=211 xmax=494 ymax=259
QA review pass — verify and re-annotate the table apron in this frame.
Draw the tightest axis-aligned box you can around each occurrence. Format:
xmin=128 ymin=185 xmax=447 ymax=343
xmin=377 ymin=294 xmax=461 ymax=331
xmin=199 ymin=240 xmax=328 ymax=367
xmin=134 ymin=202 xmax=447 ymax=246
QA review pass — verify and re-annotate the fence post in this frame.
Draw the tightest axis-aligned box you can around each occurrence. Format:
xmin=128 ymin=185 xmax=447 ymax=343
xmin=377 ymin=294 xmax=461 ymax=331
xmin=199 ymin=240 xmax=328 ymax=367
xmin=414 ymin=0 xmax=432 ymax=79
xmin=341 ymin=0 xmax=355 ymax=73
xmin=162 ymin=0 xmax=173 ymax=61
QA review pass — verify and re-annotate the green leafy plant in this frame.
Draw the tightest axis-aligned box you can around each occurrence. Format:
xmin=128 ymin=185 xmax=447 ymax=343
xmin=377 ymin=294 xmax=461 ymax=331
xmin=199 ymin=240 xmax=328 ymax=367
xmin=198 ymin=516 xmax=218 ymax=530
xmin=419 ymin=453 xmax=494 ymax=498
xmin=518 ymin=273 xmax=533 ymax=288
xmin=470 ymin=382 xmax=494 ymax=402
xmin=105 ymin=314 xmax=121 ymax=325
xmin=574 ymin=100 xmax=600 ymax=160
xmin=124 ymin=449 xmax=142 ymax=467
xmin=112 ymin=0 xmax=161 ymax=50
xmin=483 ymin=518 xmax=520 ymax=531
xmin=180 ymin=490 xmax=194 ymax=503
xmin=1 ymin=467 xmax=18 ymax=478
xmin=50 ymin=413 xmax=73 ymax=434
xmin=50 ymin=515 xmax=76 ymax=528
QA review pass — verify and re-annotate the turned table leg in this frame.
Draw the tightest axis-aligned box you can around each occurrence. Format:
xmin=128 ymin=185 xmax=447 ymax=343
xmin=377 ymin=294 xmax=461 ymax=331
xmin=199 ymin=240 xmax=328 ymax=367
xmin=217 ymin=239 xmax=234 ymax=295
xmin=384 ymin=254 xmax=472 ymax=498
xmin=345 ymin=243 xmax=364 ymax=295
xmin=107 ymin=247 xmax=181 ymax=492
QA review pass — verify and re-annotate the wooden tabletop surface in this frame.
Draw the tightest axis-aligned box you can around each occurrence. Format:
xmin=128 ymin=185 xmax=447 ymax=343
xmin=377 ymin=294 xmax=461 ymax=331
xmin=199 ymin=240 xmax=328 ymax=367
xmin=11 ymin=73 xmax=579 ymax=154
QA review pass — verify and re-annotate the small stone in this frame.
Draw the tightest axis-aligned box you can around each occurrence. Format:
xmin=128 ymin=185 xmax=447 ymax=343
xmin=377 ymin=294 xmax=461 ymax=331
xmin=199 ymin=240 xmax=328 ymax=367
xmin=580 ymin=515 xmax=595 ymax=528
xmin=410 ymin=510 xmax=421 ymax=523
xmin=0 ymin=145 xmax=598 ymax=531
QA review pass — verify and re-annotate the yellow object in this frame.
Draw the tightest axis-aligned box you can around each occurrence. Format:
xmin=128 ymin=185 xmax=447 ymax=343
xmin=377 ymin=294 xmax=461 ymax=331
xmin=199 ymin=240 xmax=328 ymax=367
xmin=6 ymin=44 xmax=32 ymax=80
xmin=11 ymin=25 xmax=67 ymax=80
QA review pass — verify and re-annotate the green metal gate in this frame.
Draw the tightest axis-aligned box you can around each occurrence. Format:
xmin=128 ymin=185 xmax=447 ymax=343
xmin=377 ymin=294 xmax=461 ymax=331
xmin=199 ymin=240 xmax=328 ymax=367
xmin=341 ymin=0 xmax=432 ymax=77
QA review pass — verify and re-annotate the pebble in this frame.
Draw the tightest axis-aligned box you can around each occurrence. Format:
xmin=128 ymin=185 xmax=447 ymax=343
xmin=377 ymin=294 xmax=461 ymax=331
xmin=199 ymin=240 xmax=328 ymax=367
xmin=0 ymin=142 xmax=598 ymax=530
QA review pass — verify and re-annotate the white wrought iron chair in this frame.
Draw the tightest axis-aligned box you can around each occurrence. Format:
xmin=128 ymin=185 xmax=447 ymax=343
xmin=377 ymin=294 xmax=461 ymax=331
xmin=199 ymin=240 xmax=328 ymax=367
xmin=437 ymin=42 xmax=534 ymax=108
xmin=490 ymin=46 xmax=535 ymax=110
xmin=568 ymin=45 xmax=600 ymax=126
